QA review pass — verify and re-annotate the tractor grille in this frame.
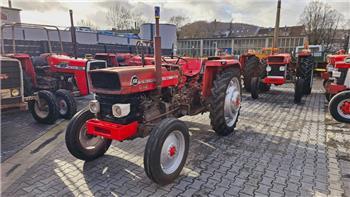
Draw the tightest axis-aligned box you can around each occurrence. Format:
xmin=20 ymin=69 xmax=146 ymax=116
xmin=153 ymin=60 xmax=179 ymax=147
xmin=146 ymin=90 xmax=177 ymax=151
xmin=90 ymin=72 xmax=121 ymax=90
xmin=95 ymin=94 xmax=141 ymax=124
xmin=1 ymin=60 xmax=21 ymax=89
xmin=88 ymin=61 xmax=107 ymax=71
xmin=336 ymin=68 xmax=348 ymax=85
xmin=268 ymin=56 xmax=284 ymax=63
xmin=1 ymin=97 xmax=22 ymax=105
xmin=267 ymin=64 xmax=285 ymax=77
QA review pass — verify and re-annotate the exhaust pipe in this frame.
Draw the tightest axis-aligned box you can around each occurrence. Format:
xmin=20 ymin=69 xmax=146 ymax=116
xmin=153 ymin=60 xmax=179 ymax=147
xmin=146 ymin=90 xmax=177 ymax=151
xmin=272 ymin=0 xmax=281 ymax=50
xmin=154 ymin=6 xmax=162 ymax=95
xmin=69 ymin=10 xmax=78 ymax=59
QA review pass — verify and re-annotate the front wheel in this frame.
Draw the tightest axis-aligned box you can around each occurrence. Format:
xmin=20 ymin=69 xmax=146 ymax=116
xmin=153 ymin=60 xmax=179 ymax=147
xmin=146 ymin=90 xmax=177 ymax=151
xmin=55 ymin=89 xmax=77 ymax=119
xmin=294 ymin=78 xmax=304 ymax=103
xmin=144 ymin=118 xmax=189 ymax=185
xmin=210 ymin=68 xmax=241 ymax=136
xmin=65 ymin=108 xmax=112 ymax=161
xmin=329 ymin=91 xmax=350 ymax=123
xmin=29 ymin=90 xmax=58 ymax=124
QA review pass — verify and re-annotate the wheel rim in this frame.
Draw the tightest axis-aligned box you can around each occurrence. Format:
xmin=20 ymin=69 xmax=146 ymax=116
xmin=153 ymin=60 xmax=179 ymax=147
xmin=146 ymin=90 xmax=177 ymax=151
xmin=78 ymin=124 xmax=104 ymax=150
xmin=57 ymin=98 xmax=68 ymax=115
xmin=160 ymin=130 xmax=185 ymax=175
xmin=34 ymin=98 xmax=49 ymax=119
xmin=224 ymin=77 xmax=241 ymax=127
xmin=337 ymin=99 xmax=350 ymax=118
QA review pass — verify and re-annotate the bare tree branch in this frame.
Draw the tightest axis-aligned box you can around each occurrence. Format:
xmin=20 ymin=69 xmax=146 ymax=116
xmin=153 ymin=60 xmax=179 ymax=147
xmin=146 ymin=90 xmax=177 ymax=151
xmin=299 ymin=0 xmax=344 ymax=52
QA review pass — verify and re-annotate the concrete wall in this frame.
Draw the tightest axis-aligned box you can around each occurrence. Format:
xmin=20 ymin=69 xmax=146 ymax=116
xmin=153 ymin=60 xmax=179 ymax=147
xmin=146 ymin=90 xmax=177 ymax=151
xmin=139 ymin=23 xmax=177 ymax=49
xmin=2 ymin=26 xmax=175 ymax=49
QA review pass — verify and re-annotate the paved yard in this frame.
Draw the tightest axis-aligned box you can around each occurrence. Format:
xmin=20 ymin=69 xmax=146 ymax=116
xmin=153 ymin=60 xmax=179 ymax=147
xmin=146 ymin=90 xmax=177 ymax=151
xmin=2 ymin=80 xmax=350 ymax=197
xmin=1 ymin=95 xmax=92 ymax=162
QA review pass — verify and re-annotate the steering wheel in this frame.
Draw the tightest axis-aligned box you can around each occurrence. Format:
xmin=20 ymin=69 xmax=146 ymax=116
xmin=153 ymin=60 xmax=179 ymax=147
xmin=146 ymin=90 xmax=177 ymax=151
xmin=162 ymin=56 xmax=171 ymax=64
xmin=173 ymin=56 xmax=188 ymax=64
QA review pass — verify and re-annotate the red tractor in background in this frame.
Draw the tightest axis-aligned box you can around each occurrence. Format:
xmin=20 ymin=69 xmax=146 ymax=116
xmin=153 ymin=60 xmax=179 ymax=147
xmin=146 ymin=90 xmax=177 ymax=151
xmin=322 ymin=50 xmax=349 ymax=101
xmin=94 ymin=40 xmax=155 ymax=67
xmin=247 ymin=48 xmax=314 ymax=103
xmin=241 ymin=0 xmax=314 ymax=103
xmin=1 ymin=23 xmax=108 ymax=119
xmin=327 ymin=55 xmax=350 ymax=123
xmin=65 ymin=7 xmax=242 ymax=185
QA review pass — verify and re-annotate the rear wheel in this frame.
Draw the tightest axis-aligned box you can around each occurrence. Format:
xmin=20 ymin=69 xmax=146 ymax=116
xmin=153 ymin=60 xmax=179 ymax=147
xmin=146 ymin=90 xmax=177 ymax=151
xmin=144 ymin=118 xmax=189 ymax=185
xmin=29 ymin=90 xmax=58 ymax=124
xmin=298 ymin=56 xmax=314 ymax=95
xmin=329 ymin=91 xmax=350 ymax=123
xmin=243 ymin=55 xmax=259 ymax=92
xmin=23 ymin=73 xmax=33 ymax=96
xmin=294 ymin=78 xmax=304 ymax=103
xmin=251 ymin=77 xmax=260 ymax=99
xmin=55 ymin=89 xmax=77 ymax=119
xmin=210 ymin=68 xmax=241 ymax=136
xmin=65 ymin=108 xmax=112 ymax=161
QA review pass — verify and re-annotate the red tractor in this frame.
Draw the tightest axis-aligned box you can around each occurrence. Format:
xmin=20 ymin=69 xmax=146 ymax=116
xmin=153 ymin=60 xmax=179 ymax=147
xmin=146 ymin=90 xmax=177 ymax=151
xmin=327 ymin=55 xmax=350 ymax=123
xmin=65 ymin=7 xmax=242 ymax=185
xmin=247 ymin=48 xmax=314 ymax=103
xmin=322 ymin=50 xmax=349 ymax=101
xmin=1 ymin=56 xmax=59 ymax=124
xmin=1 ymin=23 xmax=107 ymax=118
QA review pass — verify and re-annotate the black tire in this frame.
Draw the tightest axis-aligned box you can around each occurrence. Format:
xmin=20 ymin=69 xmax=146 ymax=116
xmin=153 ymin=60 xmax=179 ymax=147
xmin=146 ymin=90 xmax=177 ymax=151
xmin=326 ymin=93 xmax=334 ymax=102
xmin=29 ymin=90 xmax=58 ymax=124
xmin=329 ymin=91 xmax=350 ymax=123
xmin=294 ymin=78 xmax=304 ymax=103
xmin=298 ymin=56 xmax=314 ymax=95
xmin=23 ymin=73 xmax=34 ymax=96
xmin=144 ymin=118 xmax=189 ymax=185
xmin=251 ymin=77 xmax=259 ymax=99
xmin=259 ymin=83 xmax=271 ymax=92
xmin=55 ymin=89 xmax=77 ymax=119
xmin=243 ymin=55 xmax=260 ymax=92
xmin=209 ymin=68 xmax=241 ymax=136
xmin=65 ymin=108 xmax=112 ymax=161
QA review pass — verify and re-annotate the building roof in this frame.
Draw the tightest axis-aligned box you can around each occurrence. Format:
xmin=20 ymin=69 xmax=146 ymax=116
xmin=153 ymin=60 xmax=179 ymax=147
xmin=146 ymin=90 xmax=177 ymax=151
xmin=256 ymin=25 xmax=305 ymax=37
xmin=0 ymin=6 xmax=21 ymax=11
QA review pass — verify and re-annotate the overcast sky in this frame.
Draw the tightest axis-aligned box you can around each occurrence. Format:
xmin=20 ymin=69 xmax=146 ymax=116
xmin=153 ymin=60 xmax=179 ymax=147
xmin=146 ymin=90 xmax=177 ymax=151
xmin=1 ymin=0 xmax=349 ymax=29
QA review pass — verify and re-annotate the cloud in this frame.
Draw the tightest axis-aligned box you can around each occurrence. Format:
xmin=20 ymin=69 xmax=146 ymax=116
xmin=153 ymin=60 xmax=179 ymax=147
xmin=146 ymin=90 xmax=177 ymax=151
xmin=13 ymin=0 xmax=67 ymax=11
xmin=12 ymin=0 xmax=350 ymax=29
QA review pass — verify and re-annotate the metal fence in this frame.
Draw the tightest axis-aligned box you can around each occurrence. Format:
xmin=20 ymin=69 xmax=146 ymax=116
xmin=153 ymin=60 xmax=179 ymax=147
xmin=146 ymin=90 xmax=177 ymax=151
xmin=177 ymin=36 xmax=306 ymax=57
xmin=1 ymin=39 xmax=172 ymax=57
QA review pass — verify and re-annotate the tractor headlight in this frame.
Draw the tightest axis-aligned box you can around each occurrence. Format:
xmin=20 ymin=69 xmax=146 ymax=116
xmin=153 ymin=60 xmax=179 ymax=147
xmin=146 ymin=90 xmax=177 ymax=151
xmin=112 ymin=103 xmax=130 ymax=118
xmin=89 ymin=100 xmax=100 ymax=114
xmin=266 ymin=65 xmax=271 ymax=72
xmin=11 ymin=88 xmax=20 ymax=97
xmin=279 ymin=66 xmax=286 ymax=71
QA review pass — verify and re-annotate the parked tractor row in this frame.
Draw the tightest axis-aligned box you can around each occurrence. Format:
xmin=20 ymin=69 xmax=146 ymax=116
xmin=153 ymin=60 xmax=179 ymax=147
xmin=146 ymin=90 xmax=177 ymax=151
xmin=322 ymin=52 xmax=350 ymax=123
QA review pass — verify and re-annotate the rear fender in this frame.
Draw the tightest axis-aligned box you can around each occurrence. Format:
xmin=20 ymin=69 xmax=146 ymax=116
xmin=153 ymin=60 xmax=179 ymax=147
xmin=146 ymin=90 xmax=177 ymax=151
xmin=202 ymin=59 xmax=241 ymax=97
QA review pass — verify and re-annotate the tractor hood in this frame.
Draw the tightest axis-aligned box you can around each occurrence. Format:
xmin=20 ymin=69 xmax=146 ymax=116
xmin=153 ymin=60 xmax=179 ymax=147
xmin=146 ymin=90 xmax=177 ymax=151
xmin=88 ymin=65 xmax=180 ymax=95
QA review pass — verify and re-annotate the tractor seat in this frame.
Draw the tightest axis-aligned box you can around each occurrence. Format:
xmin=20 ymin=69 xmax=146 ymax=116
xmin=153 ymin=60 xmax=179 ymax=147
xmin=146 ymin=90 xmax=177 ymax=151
xmin=180 ymin=59 xmax=202 ymax=77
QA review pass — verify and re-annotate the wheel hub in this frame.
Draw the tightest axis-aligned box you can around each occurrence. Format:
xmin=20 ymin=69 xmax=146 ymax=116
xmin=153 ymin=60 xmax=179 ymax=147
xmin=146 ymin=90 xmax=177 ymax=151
xmin=168 ymin=145 xmax=177 ymax=157
xmin=340 ymin=101 xmax=350 ymax=115
xmin=34 ymin=98 xmax=49 ymax=118
xmin=79 ymin=126 xmax=104 ymax=150
xmin=160 ymin=130 xmax=185 ymax=175
xmin=224 ymin=78 xmax=241 ymax=127
xmin=58 ymin=99 xmax=68 ymax=115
